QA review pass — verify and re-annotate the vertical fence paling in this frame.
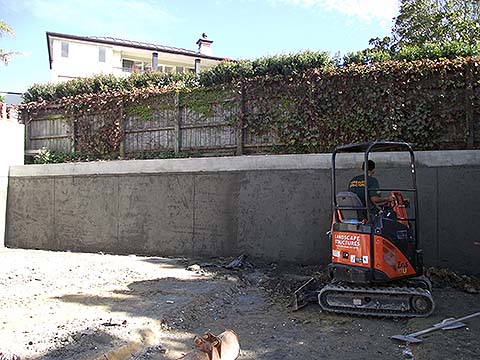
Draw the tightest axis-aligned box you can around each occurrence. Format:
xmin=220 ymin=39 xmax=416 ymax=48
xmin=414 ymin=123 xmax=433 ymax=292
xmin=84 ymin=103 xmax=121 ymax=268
xmin=236 ymin=85 xmax=246 ymax=156
xmin=119 ymin=103 xmax=125 ymax=157
xmin=175 ymin=93 xmax=181 ymax=154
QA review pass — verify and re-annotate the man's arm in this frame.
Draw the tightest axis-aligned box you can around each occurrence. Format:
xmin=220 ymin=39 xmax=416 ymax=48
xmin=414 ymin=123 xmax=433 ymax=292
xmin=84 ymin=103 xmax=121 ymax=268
xmin=368 ymin=177 xmax=394 ymax=205
xmin=370 ymin=194 xmax=394 ymax=204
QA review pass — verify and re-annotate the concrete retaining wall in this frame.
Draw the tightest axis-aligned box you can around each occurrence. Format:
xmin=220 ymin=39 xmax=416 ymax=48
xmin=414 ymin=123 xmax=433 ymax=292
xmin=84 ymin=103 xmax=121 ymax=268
xmin=5 ymin=151 xmax=480 ymax=274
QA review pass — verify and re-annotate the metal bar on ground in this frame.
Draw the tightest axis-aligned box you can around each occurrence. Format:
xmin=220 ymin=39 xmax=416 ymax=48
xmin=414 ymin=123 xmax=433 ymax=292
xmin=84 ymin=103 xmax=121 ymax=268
xmin=390 ymin=311 xmax=480 ymax=343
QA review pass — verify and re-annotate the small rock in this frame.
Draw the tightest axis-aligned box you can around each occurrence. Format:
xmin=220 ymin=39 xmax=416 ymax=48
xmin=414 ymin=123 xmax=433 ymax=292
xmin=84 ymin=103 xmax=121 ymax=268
xmin=463 ymin=285 xmax=479 ymax=294
xmin=187 ymin=264 xmax=201 ymax=272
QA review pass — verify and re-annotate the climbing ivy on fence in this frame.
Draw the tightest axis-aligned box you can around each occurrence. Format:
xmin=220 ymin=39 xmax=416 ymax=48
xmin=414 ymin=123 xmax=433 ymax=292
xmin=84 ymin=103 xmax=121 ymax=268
xmin=20 ymin=55 xmax=479 ymax=162
xmin=233 ymin=57 xmax=478 ymax=153
xmin=23 ymin=86 xmax=184 ymax=158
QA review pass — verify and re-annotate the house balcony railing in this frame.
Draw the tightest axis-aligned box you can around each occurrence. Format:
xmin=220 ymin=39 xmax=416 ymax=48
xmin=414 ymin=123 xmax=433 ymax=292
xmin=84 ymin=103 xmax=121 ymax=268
xmin=111 ymin=66 xmax=195 ymax=76
xmin=111 ymin=67 xmax=143 ymax=76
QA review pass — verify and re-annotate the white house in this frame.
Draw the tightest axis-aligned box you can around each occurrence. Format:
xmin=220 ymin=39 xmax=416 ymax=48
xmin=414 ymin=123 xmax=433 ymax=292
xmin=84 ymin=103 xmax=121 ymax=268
xmin=46 ymin=32 xmax=226 ymax=83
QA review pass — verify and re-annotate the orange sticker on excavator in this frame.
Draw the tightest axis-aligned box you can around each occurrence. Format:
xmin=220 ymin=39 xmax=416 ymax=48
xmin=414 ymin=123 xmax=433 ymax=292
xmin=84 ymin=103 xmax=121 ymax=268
xmin=331 ymin=231 xmax=371 ymax=268
xmin=373 ymin=235 xmax=416 ymax=279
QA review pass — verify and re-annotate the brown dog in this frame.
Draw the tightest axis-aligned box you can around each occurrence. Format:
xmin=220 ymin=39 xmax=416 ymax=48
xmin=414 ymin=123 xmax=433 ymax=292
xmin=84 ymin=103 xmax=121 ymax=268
xmin=177 ymin=330 xmax=240 ymax=360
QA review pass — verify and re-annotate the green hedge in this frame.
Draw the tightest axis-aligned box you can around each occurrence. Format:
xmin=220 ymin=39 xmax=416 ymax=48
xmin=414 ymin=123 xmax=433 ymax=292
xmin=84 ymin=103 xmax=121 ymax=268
xmin=199 ymin=50 xmax=333 ymax=86
xmin=22 ymin=72 xmax=198 ymax=103
xmin=22 ymin=45 xmax=480 ymax=103
xmin=23 ymin=51 xmax=333 ymax=103
xmin=343 ymin=41 xmax=480 ymax=65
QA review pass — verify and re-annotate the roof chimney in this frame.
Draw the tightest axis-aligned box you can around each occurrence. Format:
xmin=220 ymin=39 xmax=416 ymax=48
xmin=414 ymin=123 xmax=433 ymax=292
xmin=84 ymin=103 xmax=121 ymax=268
xmin=196 ymin=33 xmax=213 ymax=56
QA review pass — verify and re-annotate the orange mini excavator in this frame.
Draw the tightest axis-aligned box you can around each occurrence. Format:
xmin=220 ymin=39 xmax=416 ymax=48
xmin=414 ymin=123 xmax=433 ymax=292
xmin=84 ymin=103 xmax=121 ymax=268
xmin=294 ymin=141 xmax=434 ymax=317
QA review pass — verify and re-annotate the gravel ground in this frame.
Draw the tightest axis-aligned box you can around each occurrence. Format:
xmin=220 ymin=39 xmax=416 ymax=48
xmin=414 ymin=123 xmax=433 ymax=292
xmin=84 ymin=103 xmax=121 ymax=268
xmin=0 ymin=248 xmax=479 ymax=360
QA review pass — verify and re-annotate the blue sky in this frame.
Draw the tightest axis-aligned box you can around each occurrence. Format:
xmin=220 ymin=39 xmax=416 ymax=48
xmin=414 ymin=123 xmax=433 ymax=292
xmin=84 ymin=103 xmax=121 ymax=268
xmin=0 ymin=0 xmax=399 ymax=93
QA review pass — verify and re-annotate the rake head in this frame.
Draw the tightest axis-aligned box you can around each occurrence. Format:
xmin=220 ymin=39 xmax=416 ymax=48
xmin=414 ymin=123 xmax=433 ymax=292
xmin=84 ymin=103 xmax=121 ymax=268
xmin=390 ymin=334 xmax=423 ymax=343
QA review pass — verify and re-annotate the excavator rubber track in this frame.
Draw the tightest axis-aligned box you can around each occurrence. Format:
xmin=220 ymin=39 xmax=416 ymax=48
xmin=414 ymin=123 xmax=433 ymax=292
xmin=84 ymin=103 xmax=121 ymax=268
xmin=318 ymin=282 xmax=434 ymax=318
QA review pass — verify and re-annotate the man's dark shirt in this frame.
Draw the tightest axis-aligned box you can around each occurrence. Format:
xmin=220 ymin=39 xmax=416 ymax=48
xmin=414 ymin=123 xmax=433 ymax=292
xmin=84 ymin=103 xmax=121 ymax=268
xmin=348 ymin=174 xmax=381 ymax=209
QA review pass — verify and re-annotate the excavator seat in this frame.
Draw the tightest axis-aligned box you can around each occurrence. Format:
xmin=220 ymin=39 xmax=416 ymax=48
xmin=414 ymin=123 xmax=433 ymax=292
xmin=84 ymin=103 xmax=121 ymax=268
xmin=336 ymin=191 xmax=366 ymax=224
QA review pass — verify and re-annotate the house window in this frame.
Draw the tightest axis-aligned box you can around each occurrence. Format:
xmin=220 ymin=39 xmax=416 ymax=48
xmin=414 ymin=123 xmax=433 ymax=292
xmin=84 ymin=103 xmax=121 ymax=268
xmin=176 ymin=66 xmax=184 ymax=73
xmin=122 ymin=59 xmax=157 ymax=73
xmin=122 ymin=59 xmax=134 ymax=72
xmin=164 ymin=66 xmax=173 ymax=73
xmin=99 ymin=47 xmax=106 ymax=62
xmin=133 ymin=61 xmax=144 ymax=72
xmin=61 ymin=42 xmax=69 ymax=57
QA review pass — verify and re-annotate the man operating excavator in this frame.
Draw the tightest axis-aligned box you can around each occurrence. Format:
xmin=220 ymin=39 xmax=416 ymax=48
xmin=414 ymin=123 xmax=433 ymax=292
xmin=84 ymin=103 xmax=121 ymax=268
xmin=348 ymin=160 xmax=393 ymax=212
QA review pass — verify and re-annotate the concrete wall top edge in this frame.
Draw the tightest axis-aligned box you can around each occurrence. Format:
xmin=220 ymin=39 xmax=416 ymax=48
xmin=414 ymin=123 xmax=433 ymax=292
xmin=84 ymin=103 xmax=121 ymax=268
xmin=9 ymin=150 xmax=480 ymax=177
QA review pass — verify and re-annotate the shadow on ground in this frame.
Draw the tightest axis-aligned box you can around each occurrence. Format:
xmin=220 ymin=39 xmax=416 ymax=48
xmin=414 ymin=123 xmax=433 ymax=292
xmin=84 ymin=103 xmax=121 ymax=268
xmin=35 ymin=328 xmax=123 ymax=360
xmin=55 ymin=275 xmax=240 ymax=323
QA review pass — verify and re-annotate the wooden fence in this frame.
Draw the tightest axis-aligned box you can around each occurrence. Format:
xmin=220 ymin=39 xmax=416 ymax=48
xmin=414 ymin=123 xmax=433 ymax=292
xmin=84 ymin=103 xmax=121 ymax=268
xmin=26 ymin=112 xmax=73 ymax=153
xmin=21 ymin=79 xmax=479 ymax=157
xmin=122 ymin=92 xmax=243 ymax=155
xmin=23 ymin=89 xmax=281 ymax=157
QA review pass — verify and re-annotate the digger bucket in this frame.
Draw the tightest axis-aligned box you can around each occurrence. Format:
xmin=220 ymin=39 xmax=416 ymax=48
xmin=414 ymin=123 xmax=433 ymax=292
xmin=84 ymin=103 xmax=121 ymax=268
xmin=293 ymin=278 xmax=323 ymax=311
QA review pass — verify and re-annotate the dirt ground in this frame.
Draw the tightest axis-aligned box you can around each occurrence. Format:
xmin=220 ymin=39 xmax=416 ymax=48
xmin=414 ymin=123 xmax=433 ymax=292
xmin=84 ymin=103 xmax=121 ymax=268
xmin=0 ymin=248 xmax=479 ymax=360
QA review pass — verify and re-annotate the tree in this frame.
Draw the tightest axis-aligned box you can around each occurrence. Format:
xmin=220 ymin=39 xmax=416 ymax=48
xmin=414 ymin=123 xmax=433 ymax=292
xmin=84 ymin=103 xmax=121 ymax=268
xmin=343 ymin=0 xmax=480 ymax=65
xmin=0 ymin=20 xmax=16 ymax=65
xmin=392 ymin=0 xmax=480 ymax=49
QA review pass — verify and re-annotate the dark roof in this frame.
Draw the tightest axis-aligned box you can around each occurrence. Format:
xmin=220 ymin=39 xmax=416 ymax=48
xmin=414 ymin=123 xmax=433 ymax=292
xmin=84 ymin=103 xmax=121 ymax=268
xmin=334 ymin=141 xmax=414 ymax=154
xmin=46 ymin=31 xmax=226 ymax=69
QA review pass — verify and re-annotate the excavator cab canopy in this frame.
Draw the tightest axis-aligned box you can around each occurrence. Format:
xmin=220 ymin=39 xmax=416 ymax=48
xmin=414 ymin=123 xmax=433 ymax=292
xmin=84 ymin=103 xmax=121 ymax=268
xmin=331 ymin=141 xmax=419 ymax=236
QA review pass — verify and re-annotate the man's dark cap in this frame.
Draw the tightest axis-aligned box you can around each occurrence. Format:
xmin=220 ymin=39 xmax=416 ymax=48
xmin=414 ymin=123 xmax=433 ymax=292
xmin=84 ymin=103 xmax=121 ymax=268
xmin=362 ymin=160 xmax=376 ymax=171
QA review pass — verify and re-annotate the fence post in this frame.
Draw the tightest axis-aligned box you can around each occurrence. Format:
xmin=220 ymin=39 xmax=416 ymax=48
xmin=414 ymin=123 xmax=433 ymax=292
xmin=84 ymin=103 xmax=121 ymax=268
xmin=23 ymin=112 xmax=32 ymax=153
xmin=174 ymin=92 xmax=182 ymax=154
xmin=71 ymin=114 xmax=76 ymax=153
xmin=236 ymin=84 xmax=246 ymax=156
xmin=119 ymin=103 xmax=126 ymax=158
xmin=465 ymin=62 xmax=475 ymax=149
